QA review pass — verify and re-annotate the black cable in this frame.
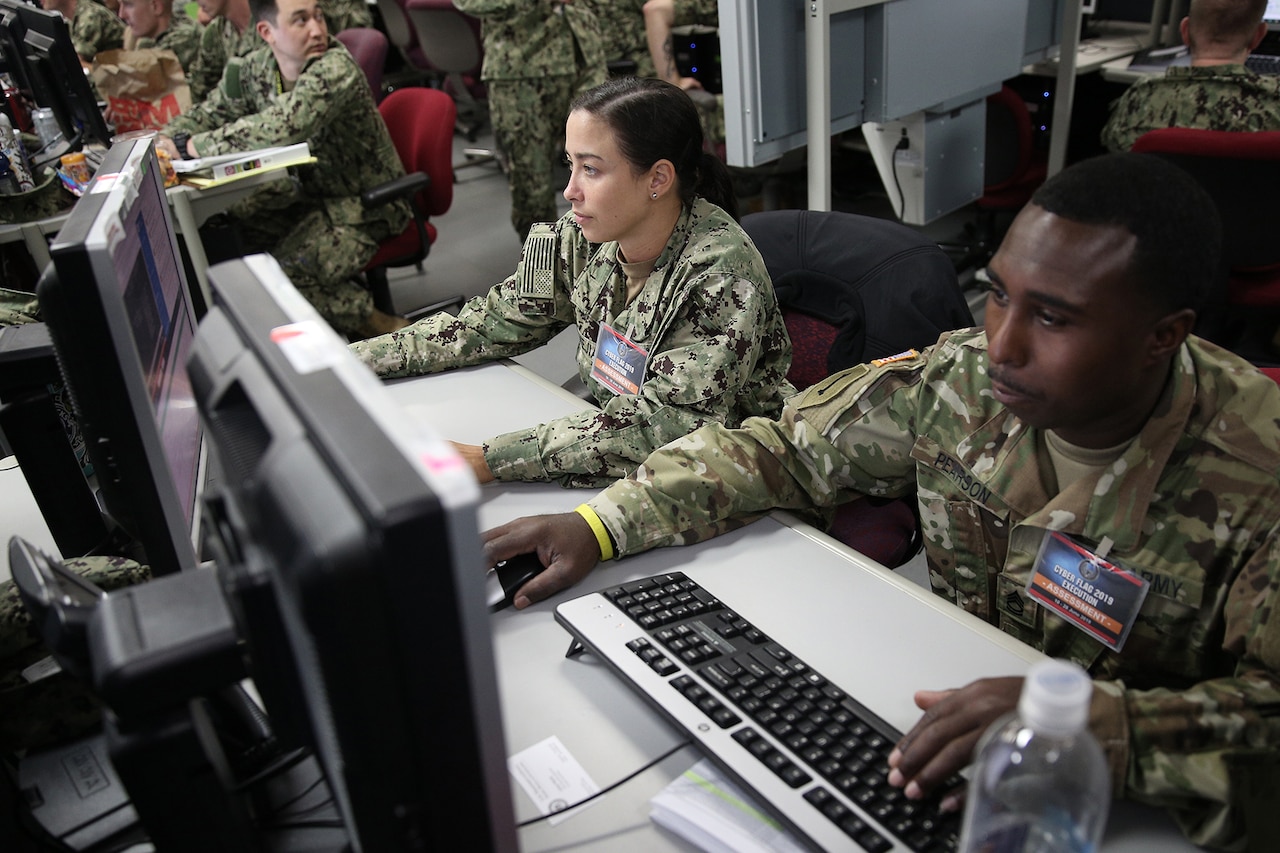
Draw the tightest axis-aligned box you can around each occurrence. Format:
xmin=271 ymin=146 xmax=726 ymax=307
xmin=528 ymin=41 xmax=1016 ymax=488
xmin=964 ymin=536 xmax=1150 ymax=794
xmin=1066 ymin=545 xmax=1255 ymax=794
xmin=515 ymin=738 xmax=693 ymax=829
xmin=891 ymin=131 xmax=910 ymax=220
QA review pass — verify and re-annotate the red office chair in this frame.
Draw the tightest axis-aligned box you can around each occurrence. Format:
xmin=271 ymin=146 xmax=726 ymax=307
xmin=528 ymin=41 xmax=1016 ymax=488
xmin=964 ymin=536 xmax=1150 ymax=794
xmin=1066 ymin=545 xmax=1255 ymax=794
xmin=941 ymin=85 xmax=1049 ymax=272
xmin=403 ymin=0 xmax=488 ymax=140
xmin=361 ymin=87 xmax=459 ymax=316
xmin=743 ymin=210 xmax=974 ymax=568
xmin=1132 ymin=128 xmax=1280 ymax=360
xmin=335 ymin=28 xmax=388 ymax=101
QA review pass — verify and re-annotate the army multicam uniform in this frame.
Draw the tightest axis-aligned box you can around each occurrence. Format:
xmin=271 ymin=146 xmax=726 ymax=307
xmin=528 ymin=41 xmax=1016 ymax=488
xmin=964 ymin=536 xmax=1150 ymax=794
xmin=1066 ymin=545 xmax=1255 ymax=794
xmin=585 ymin=328 xmax=1280 ymax=849
xmin=351 ymin=197 xmax=795 ymax=487
xmin=319 ymin=0 xmax=373 ymax=34
xmin=454 ymin=0 xmax=606 ymax=239
xmin=1101 ymin=64 xmax=1280 ymax=152
xmin=69 ymin=0 xmax=125 ymax=61
xmin=135 ymin=12 xmax=204 ymax=78
xmin=186 ymin=16 xmax=262 ymax=102
xmin=165 ymin=40 xmax=410 ymax=336
xmin=1 ymin=555 xmax=151 ymax=754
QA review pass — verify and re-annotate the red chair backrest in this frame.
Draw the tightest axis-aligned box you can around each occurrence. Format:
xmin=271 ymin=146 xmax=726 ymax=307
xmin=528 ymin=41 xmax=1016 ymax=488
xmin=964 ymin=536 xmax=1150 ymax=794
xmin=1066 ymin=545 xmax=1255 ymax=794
xmin=377 ymin=87 xmax=456 ymax=218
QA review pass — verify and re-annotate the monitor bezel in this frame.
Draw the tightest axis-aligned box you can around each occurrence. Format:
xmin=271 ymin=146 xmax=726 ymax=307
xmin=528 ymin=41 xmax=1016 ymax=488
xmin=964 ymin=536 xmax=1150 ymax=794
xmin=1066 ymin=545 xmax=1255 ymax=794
xmin=39 ymin=136 xmax=206 ymax=577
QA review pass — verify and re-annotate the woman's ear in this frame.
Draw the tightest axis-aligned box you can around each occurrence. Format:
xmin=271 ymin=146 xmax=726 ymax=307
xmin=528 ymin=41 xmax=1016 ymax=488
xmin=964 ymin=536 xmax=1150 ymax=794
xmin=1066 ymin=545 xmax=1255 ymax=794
xmin=649 ymin=159 xmax=675 ymax=198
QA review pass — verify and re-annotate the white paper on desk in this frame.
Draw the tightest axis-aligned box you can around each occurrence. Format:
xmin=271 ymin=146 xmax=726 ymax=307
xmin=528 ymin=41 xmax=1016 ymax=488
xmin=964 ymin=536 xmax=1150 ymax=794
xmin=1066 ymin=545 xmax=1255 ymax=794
xmin=172 ymin=143 xmax=311 ymax=174
xmin=650 ymin=759 xmax=808 ymax=853
xmin=508 ymin=735 xmax=601 ymax=826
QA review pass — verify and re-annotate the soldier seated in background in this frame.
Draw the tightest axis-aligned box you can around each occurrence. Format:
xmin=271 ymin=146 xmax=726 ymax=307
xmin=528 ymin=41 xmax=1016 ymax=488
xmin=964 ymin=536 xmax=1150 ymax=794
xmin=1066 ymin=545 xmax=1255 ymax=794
xmin=119 ymin=0 xmax=203 ymax=73
xmin=157 ymin=0 xmax=410 ymax=339
xmin=186 ymin=0 xmax=261 ymax=102
xmin=41 ymin=0 xmax=125 ymax=65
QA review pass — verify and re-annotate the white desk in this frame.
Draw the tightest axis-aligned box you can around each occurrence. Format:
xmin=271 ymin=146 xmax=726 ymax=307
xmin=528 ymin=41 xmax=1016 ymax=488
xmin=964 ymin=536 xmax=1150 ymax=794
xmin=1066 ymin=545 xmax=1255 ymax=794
xmin=0 ymin=169 xmax=285 ymax=307
xmin=383 ymin=361 xmax=1197 ymax=852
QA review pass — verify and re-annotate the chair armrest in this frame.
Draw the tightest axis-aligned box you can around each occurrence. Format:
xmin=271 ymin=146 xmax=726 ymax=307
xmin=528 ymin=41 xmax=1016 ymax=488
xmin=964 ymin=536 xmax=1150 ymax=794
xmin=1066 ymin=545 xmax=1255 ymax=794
xmin=361 ymin=171 xmax=430 ymax=208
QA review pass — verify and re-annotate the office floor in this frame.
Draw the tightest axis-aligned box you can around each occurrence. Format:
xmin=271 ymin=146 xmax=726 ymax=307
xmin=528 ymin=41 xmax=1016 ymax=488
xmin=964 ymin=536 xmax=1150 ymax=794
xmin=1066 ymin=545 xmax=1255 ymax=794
xmin=378 ymin=123 xmax=992 ymax=589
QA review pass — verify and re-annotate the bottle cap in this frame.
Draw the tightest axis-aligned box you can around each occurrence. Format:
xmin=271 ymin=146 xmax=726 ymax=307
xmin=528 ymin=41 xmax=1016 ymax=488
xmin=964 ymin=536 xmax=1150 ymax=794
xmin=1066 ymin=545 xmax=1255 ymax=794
xmin=1018 ymin=659 xmax=1093 ymax=736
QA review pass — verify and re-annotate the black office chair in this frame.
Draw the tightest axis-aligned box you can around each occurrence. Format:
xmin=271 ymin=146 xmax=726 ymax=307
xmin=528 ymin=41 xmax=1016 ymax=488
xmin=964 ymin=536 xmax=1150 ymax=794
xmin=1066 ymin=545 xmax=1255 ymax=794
xmin=742 ymin=209 xmax=974 ymax=568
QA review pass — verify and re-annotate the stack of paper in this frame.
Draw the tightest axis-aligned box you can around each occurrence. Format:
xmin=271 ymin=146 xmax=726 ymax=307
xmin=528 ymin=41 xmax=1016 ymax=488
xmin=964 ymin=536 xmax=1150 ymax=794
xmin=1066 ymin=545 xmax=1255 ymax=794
xmin=173 ymin=143 xmax=314 ymax=187
xmin=650 ymin=759 xmax=808 ymax=853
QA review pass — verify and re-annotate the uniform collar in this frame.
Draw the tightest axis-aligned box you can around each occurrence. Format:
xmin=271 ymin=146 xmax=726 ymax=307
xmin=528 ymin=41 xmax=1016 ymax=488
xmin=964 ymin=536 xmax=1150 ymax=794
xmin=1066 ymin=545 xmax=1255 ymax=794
xmin=954 ymin=341 xmax=1193 ymax=552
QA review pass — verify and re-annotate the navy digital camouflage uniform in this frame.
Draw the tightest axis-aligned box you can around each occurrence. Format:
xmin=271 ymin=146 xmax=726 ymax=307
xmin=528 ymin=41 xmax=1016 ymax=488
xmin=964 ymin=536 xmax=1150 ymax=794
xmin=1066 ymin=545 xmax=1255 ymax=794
xmin=585 ymin=329 xmax=1280 ymax=849
xmin=319 ymin=0 xmax=372 ymax=33
xmin=0 ymin=555 xmax=151 ymax=755
xmin=68 ymin=0 xmax=125 ymax=61
xmin=0 ymin=288 xmax=40 ymax=326
xmin=351 ymin=197 xmax=796 ymax=487
xmin=587 ymin=0 xmax=654 ymax=79
xmin=164 ymin=40 xmax=410 ymax=336
xmin=186 ymin=16 xmax=262 ymax=102
xmin=1101 ymin=64 xmax=1280 ymax=152
xmin=135 ymin=11 xmax=204 ymax=77
xmin=454 ymin=0 xmax=606 ymax=239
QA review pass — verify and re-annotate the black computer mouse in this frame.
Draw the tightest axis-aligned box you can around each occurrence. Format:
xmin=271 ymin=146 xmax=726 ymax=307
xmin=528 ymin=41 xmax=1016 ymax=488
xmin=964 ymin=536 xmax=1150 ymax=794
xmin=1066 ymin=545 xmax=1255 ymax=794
xmin=485 ymin=552 xmax=547 ymax=612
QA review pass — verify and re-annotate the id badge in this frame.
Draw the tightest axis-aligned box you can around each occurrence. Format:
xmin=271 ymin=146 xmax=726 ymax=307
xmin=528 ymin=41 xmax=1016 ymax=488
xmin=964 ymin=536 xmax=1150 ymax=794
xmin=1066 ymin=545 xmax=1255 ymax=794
xmin=1027 ymin=531 xmax=1150 ymax=652
xmin=591 ymin=322 xmax=648 ymax=396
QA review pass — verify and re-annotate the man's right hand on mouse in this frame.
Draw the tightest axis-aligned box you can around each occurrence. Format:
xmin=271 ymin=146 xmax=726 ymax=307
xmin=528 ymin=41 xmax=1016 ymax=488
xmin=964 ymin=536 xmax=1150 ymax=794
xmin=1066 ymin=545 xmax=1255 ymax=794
xmin=482 ymin=512 xmax=602 ymax=609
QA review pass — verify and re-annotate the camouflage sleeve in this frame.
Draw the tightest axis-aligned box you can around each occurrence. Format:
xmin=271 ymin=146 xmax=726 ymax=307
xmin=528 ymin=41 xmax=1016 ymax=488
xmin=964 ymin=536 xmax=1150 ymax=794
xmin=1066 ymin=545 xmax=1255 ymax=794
xmin=482 ymin=274 xmax=791 ymax=486
xmin=72 ymin=1 xmax=125 ymax=61
xmin=1087 ymin=529 xmax=1280 ymax=848
xmin=164 ymin=59 xmax=249 ymax=135
xmin=350 ymin=221 xmax=581 ymax=377
xmin=586 ymin=357 xmax=925 ymax=556
xmin=320 ymin=0 xmax=373 ymax=32
xmin=185 ymin=50 xmax=364 ymax=156
xmin=454 ymin=0 xmax=556 ymax=16
xmin=1099 ymin=83 xmax=1148 ymax=153
xmin=158 ymin=18 xmax=204 ymax=76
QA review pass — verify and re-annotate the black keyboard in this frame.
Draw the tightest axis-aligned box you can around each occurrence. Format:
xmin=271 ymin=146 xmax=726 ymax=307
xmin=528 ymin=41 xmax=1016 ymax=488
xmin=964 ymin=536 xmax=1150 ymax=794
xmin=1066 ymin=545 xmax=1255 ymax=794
xmin=1246 ymin=53 xmax=1280 ymax=75
xmin=555 ymin=572 xmax=961 ymax=853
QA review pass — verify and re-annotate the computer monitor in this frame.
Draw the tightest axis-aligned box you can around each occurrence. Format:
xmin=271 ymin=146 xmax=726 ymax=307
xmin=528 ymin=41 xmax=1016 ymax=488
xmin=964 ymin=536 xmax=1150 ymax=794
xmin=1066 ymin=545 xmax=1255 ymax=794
xmin=184 ymin=253 xmax=517 ymax=851
xmin=0 ymin=0 xmax=110 ymax=151
xmin=1266 ymin=0 xmax=1280 ymax=26
xmin=1089 ymin=0 xmax=1156 ymax=23
xmin=38 ymin=135 xmax=206 ymax=577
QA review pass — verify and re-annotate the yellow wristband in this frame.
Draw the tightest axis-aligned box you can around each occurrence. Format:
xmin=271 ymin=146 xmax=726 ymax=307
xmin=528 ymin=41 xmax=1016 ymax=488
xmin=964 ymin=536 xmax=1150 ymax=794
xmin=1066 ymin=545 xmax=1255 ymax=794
xmin=574 ymin=504 xmax=614 ymax=562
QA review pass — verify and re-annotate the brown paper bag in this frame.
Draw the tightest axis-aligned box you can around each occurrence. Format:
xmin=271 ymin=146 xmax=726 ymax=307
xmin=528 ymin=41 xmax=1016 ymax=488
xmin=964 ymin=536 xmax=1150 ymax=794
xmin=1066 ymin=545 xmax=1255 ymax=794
xmin=90 ymin=49 xmax=191 ymax=134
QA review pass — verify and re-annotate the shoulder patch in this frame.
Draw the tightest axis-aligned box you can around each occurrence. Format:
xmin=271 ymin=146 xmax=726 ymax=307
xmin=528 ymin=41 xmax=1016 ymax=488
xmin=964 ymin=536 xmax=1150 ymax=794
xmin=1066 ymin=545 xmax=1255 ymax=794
xmin=791 ymin=365 xmax=872 ymax=434
xmin=517 ymin=224 xmax=557 ymax=302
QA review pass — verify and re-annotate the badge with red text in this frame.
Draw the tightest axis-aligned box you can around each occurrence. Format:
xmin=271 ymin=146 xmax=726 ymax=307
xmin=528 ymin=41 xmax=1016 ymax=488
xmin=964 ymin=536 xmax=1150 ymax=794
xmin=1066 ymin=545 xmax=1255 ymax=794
xmin=591 ymin=323 xmax=648 ymax=396
xmin=1027 ymin=531 xmax=1149 ymax=652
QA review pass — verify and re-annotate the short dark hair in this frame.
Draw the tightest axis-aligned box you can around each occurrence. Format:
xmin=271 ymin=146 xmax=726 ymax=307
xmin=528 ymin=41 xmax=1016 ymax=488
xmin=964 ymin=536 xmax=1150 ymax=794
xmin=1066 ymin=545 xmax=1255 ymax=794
xmin=1188 ymin=0 xmax=1267 ymax=52
xmin=249 ymin=0 xmax=277 ymax=24
xmin=1030 ymin=153 xmax=1221 ymax=315
xmin=569 ymin=77 xmax=738 ymax=220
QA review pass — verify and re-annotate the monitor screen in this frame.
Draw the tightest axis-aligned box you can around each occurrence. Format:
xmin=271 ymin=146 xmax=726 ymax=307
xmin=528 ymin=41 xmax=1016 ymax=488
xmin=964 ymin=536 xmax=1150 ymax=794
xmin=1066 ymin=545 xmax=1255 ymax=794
xmin=1090 ymin=0 xmax=1156 ymax=23
xmin=188 ymin=253 xmax=518 ymax=851
xmin=0 ymin=0 xmax=110 ymax=151
xmin=1266 ymin=0 xmax=1280 ymax=25
xmin=38 ymin=135 xmax=205 ymax=577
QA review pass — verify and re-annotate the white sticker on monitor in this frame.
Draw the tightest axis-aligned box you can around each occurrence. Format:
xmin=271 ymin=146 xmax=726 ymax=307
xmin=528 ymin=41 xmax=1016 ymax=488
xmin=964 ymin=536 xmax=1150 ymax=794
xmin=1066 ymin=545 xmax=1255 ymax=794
xmin=270 ymin=320 xmax=346 ymax=375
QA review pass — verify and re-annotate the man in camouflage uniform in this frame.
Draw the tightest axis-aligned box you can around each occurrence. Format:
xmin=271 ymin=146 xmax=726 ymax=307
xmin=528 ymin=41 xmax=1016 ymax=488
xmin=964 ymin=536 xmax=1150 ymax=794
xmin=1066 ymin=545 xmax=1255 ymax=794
xmin=187 ymin=0 xmax=261 ymax=101
xmin=159 ymin=0 xmax=410 ymax=338
xmin=484 ymin=154 xmax=1280 ymax=849
xmin=351 ymin=195 xmax=794 ymax=487
xmin=1102 ymin=0 xmax=1280 ymax=152
xmin=318 ymin=0 xmax=370 ymax=33
xmin=42 ymin=0 xmax=125 ymax=63
xmin=455 ymin=0 xmax=606 ymax=239
xmin=119 ymin=0 xmax=203 ymax=72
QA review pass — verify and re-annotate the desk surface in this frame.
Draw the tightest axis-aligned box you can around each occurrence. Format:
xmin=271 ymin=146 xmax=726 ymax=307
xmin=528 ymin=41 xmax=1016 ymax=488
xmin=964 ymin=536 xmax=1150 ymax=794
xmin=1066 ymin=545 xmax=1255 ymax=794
xmin=383 ymin=362 xmax=1196 ymax=852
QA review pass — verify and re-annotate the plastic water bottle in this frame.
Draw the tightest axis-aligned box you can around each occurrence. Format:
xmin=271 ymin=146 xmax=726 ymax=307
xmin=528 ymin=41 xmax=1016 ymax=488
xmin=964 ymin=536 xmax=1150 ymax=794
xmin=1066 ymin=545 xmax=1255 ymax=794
xmin=958 ymin=659 xmax=1110 ymax=853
